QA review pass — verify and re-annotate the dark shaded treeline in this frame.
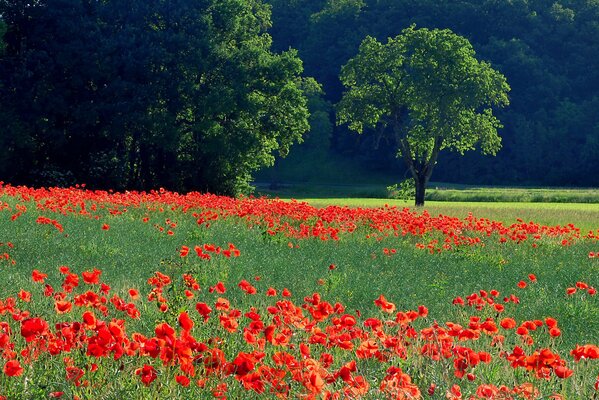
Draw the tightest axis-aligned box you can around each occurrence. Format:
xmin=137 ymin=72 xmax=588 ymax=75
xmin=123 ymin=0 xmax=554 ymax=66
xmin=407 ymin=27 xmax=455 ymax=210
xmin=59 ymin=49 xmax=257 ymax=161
xmin=1 ymin=1 xmax=598 ymax=193
xmin=0 ymin=0 xmax=310 ymax=195
xmin=266 ymin=0 xmax=599 ymax=187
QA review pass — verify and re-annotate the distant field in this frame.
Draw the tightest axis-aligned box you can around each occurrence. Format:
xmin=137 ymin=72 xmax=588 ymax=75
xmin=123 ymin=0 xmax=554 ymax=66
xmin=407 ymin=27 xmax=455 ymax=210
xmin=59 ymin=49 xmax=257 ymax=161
xmin=282 ymin=199 xmax=599 ymax=233
xmin=257 ymin=182 xmax=599 ymax=204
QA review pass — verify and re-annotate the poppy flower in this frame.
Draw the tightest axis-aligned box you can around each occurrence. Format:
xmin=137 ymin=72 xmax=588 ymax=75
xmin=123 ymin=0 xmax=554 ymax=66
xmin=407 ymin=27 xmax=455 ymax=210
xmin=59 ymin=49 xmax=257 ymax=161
xmin=549 ymin=327 xmax=561 ymax=337
xmin=21 ymin=318 xmax=48 ymax=342
xmin=82 ymin=311 xmax=97 ymax=329
xmin=196 ymin=302 xmax=212 ymax=322
xmin=54 ymin=300 xmax=73 ymax=314
xmin=517 ymin=281 xmax=527 ymax=289
xmin=179 ymin=246 xmax=190 ymax=257
xmin=209 ymin=282 xmax=226 ymax=294
xmin=18 ymin=290 xmax=31 ymax=302
xmin=135 ymin=365 xmax=158 ymax=386
xmin=3 ymin=360 xmax=23 ymax=377
xmin=374 ymin=295 xmax=396 ymax=313
xmin=178 ymin=311 xmax=194 ymax=331
xmin=176 ymin=375 xmax=190 ymax=387
xmin=102 ymin=224 xmax=110 ymax=230
xmin=31 ymin=269 xmax=48 ymax=283
xmin=82 ymin=269 xmax=101 ymax=285
xmin=500 ymin=318 xmax=516 ymax=330
xmin=215 ymin=298 xmax=230 ymax=311
xmin=554 ymin=366 xmax=573 ymax=379
xmin=238 ymin=280 xmax=257 ymax=295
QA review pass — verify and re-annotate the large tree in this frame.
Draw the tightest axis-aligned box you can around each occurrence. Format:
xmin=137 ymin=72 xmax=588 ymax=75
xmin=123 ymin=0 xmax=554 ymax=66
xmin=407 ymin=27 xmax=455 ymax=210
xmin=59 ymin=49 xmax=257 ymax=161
xmin=337 ymin=26 xmax=510 ymax=205
xmin=0 ymin=0 xmax=310 ymax=195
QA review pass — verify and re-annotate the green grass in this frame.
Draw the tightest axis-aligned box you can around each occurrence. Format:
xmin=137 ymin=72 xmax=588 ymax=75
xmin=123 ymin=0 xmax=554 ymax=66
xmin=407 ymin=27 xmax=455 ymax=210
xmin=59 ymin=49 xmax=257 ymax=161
xmin=256 ymin=182 xmax=599 ymax=203
xmin=1 ymin=190 xmax=599 ymax=398
xmin=426 ymin=186 xmax=599 ymax=203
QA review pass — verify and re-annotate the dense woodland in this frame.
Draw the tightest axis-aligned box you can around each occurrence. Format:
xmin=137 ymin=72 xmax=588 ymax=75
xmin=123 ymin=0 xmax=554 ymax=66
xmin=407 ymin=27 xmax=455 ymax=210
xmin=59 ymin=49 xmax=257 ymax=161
xmin=265 ymin=0 xmax=599 ymax=187
xmin=1 ymin=0 xmax=599 ymax=193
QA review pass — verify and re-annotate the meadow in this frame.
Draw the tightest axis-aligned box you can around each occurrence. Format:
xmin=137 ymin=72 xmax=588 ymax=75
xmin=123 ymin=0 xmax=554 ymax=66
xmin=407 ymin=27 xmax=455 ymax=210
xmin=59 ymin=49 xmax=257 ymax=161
xmin=0 ymin=184 xmax=598 ymax=399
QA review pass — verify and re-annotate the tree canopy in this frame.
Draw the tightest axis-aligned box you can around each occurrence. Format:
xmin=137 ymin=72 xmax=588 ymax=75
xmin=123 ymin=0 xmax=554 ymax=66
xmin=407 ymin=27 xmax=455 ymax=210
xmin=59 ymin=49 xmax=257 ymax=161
xmin=338 ymin=27 xmax=510 ymax=205
xmin=0 ymin=0 xmax=310 ymax=195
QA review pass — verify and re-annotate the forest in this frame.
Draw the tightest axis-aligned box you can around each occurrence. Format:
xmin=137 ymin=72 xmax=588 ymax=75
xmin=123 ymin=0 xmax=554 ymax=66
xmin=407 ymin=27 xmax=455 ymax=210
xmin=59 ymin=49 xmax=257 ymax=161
xmin=265 ymin=0 xmax=599 ymax=187
xmin=1 ymin=0 xmax=599 ymax=193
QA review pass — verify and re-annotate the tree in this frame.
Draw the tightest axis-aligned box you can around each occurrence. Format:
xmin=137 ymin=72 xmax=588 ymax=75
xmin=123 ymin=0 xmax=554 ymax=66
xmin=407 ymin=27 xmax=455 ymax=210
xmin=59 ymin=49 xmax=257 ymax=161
xmin=337 ymin=26 xmax=510 ymax=205
xmin=0 ymin=0 xmax=310 ymax=195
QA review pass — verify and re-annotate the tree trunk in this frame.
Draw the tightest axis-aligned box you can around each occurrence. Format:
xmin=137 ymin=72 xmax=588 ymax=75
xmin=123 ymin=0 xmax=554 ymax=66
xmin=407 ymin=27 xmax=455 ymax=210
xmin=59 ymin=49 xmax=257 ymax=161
xmin=414 ymin=175 xmax=426 ymax=207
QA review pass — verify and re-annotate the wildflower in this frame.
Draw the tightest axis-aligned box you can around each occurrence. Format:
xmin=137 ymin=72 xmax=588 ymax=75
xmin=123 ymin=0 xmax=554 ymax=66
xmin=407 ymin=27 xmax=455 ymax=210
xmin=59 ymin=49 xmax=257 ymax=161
xmin=374 ymin=295 xmax=396 ymax=313
xmin=517 ymin=281 xmax=527 ymax=289
xmin=135 ymin=365 xmax=158 ymax=386
xmin=31 ymin=269 xmax=48 ymax=283
xmin=3 ymin=360 xmax=23 ymax=377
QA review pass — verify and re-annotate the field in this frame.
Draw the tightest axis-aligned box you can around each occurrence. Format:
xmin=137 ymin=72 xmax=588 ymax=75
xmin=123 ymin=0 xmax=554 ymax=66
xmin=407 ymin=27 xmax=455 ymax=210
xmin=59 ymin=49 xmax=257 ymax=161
xmin=256 ymin=182 xmax=599 ymax=205
xmin=1 ymin=184 xmax=598 ymax=399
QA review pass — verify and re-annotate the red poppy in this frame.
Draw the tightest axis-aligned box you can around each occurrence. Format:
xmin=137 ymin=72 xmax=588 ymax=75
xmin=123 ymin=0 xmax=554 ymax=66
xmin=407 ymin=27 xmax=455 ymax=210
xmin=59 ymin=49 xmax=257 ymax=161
xmin=21 ymin=318 xmax=48 ymax=342
xmin=238 ymin=280 xmax=257 ymax=295
xmin=500 ymin=318 xmax=517 ymax=330
xmin=176 ymin=375 xmax=190 ymax=387
xmin=135 ymin=365 xmax=158 ymax=386
xmin=102 ymin=224 xmax=110 ymax=230
xmin=54 ymin=300 xmax=73 ymax=314
xmin=549 ymin=327 xmax=561 ymax=337
xmin=554 ymin=366 xmax=573 ymax=379
xmin=18 ymin=290 xmax=31 ymax=302
xmin=31 ymin=269 xmax=48 ymax=283
xmin=3 ymin=360 xmax=23 ymax=377
xmin=178 ymin=311 xmax=194 ymax=331
xmin=374 ymin=295 xmax=396 ymax=313
xmin=209 ymin=282 xmax=226 ymax=294
xmin=196 ymin=302 xmax=212 ymax=321
xmin=215 ymin=297 xmax=230 ymax=311
xmin=517 ymin=281 xmax=527 ymax=289
xmin=128 ymin=289 xmax=139 ymax=300
xmin=82 ymin=268 xmax=101 ymax=285
xmin=179 ymin=246 xmax=189 ymax=257
xmin=82 ymin=311 xmax=97 ymax=329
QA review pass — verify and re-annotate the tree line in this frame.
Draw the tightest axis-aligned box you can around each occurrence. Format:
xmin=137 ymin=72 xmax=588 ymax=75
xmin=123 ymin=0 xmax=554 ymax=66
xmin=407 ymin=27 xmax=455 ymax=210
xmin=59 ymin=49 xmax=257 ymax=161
xmin=0 ymin=0 xmax=311 ymax=195
xmin=1 ymin=0 xmax=598 ymax=194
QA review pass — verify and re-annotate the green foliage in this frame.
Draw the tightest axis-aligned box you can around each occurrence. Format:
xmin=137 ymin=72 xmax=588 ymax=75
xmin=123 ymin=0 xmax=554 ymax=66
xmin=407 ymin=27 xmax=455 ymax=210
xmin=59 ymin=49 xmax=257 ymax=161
xmin=338 ymin=26 xmax=510 ymax=205
xmin=0 ymin=19 xmax=5 ymax=54
xmin=386 ymin=178 xmax=415 ymax=201
xmin=0 ymin=0 xmax=310 ymax=195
